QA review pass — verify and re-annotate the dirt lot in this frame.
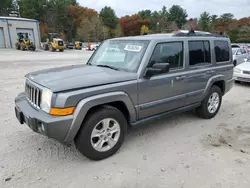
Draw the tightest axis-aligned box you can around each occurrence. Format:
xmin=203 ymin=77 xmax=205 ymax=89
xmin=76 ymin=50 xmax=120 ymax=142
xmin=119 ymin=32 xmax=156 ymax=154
xmin=0 ymin=49 xmax=250 ymax=188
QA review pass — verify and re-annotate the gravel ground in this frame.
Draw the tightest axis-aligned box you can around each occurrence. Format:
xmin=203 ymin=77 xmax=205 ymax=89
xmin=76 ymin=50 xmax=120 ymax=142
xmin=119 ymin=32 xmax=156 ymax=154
xmin=1 ymin=49 xmax=250 ymax=188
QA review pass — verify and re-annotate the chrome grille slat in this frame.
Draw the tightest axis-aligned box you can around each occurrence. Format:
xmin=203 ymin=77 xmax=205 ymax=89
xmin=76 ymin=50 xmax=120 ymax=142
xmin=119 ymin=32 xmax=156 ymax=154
xmin=36 ymin=88 xmax=39 ymax=106
xmin=25 ymin=82 xmax=41 ymax=109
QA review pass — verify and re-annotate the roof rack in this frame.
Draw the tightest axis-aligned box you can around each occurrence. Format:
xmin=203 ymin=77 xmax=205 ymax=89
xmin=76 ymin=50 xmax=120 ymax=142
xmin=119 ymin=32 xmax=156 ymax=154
xmin=173 ymin=30 xmax=228 ymax=38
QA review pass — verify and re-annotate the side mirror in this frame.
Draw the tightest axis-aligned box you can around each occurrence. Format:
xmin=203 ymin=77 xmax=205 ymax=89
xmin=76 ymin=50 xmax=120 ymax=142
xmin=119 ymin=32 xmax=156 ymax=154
xmin=144 ymin=63 xmax=170 ymax=77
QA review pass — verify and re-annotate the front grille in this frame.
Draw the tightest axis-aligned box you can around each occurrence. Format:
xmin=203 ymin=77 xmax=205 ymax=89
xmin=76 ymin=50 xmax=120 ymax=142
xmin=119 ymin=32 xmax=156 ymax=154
xmin=243 ymin=70 xmax=250 ymax=75
xmin=25 ymin=82 xmax=42 ymax=108
xmin=58 ymin=41 xmax=64 ymax=46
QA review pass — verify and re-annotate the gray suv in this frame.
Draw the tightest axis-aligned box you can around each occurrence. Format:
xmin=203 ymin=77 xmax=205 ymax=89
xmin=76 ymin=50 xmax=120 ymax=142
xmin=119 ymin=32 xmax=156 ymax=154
xmin=15 ymin=31 xmax=234 ymax=160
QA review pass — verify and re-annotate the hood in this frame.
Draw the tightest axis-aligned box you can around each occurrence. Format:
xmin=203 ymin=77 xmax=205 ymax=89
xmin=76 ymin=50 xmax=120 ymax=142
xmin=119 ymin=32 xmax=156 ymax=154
xmin=236 ymin=62 xmax=250 ymax=71
xmin=26 ymin=65 xmax=137 ymax=92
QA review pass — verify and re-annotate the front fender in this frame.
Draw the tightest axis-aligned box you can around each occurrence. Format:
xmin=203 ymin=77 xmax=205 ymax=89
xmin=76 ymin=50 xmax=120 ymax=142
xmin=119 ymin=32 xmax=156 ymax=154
xmin=63 ymin=91 xmax=136 ymax=143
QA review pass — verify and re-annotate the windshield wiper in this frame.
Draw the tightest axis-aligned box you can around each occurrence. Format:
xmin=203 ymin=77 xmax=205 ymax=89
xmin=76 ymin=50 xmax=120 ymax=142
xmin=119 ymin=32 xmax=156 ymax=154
xmin=96 ymin=64 xmax=119 ymax=71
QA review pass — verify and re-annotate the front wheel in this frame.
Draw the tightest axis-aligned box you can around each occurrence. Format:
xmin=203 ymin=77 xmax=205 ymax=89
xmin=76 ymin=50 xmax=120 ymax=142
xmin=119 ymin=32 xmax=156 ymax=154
xmin=75 ymin=106 xmax=127 ymax=161
xmin=59 ymin=49 xmax=64 ymax=52
xmin=196 ymin=85 xmax=222 ymax=119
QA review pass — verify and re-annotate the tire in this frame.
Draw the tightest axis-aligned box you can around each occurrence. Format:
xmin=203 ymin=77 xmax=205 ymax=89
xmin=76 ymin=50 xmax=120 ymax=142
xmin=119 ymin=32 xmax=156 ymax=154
xmin=233 ymin=60 xmax=237 ymax=67
xmin=20 ymin=43 xmax=25 ymax=51
xmin=75 ymin=106 xmax=127 ymax=161
xmin=49 ymin=44 xmax=55 ymax=52
xmin=59 ymin=49 xmax=64 ymax=52
xmin=196 ymin=85 xmax=222 ymax=119
xmin=44 ymin=44 xmax=49 ymax=51
xmin=31 ymin=45 xmax=36 ymax=51
xmin=15 ymin=43 xmax=20 ymax=50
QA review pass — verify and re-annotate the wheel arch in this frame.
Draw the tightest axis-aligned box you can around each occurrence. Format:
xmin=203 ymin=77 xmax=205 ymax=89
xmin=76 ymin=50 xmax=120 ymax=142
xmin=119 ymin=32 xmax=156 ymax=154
xmin=202 ymin=75 xmax=226 ymax=99
xmin=63 ymin=92 xmax=136 ymax=143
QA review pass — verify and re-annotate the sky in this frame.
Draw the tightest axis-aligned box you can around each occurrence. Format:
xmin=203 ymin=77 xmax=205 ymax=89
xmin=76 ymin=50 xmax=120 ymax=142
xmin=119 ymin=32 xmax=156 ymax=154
xmin=78 ymin=0 xmax=250 ymax=19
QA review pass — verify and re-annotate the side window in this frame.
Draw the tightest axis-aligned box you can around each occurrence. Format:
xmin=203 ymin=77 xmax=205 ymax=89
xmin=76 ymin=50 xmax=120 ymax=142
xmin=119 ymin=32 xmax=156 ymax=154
xmin=188 ymin=41 xmax=211 ymax=66
xmin=241 ymin=49 xmax=246 ymax=54
xmin=150 ymin=42 xmax=183 ymax=69
xmin=214 ymin=40 xmax=230 ymax=62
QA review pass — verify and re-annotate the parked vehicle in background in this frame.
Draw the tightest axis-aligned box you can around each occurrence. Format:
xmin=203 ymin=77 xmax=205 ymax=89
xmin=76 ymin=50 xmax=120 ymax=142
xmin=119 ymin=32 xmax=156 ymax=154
xmin=14 ymin=30 xmax=234 ymax=161
xmin=234 ymin=58 xmax=250 ymax=83
xmin=42 ymin=33 xmax=65 ymax=52
xmin=15 ymin=32 xmax=36 ymax=51
xmin=87 ymin=43 xmax=100 ymax=51
xmin=65 ymin=42 xmax=74 ymax=49
xmin=232 ymin=47 xmax=249 ymax=66
xmin=74 ymin=41 xmax=83 ymax=50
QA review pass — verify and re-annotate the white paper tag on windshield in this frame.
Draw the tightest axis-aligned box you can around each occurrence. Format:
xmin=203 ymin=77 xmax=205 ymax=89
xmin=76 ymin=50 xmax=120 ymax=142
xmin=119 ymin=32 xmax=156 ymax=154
xmin=124 ymin=45 xmax=142 ymax=52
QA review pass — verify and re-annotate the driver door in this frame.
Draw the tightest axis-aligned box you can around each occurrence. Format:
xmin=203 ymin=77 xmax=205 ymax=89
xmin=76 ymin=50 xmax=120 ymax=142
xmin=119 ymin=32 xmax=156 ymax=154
xmin=138 ymin=41 xmax=188 ymax=119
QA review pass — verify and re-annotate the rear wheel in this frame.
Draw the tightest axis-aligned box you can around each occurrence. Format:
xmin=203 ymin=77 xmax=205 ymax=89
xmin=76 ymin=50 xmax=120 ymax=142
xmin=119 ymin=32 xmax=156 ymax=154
xmin=233 ymin=60 xmax=237 ymax=67
xmin=75 ymin=106 xmax=127 ymax=161
xmin=196 ymin=85 xmax=222 ymax=119
xmin=59 ymin=49 xmax=64 ymax=52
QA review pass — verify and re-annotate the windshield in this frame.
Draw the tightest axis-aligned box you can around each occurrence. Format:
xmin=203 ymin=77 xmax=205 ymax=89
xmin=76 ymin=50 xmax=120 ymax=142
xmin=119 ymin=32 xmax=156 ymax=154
xmin=88 ymin=40 xmax=150 ymax=72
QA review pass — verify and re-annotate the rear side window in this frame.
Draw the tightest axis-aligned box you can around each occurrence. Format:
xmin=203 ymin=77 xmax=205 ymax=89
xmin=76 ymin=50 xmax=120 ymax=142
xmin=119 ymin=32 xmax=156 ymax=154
xmin=150 ymin=42 xmax=183 ymax=69
xmin=241 ymin=48 xmax=246 ymax=54
xmin=214 ymin=41 xmax=230 ymax=62
xmin=189 ymin=41 xmax=211 ymax=66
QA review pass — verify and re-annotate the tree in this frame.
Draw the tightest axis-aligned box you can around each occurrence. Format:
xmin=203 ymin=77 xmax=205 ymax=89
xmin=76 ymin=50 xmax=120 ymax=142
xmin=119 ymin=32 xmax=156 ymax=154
xmin=236 ymin=25 xmax=250 ymax=43
xmin=198 ymin=11 xmax=211 ymax=32
xmin=151 ymin=11 xmax=160 ymax=32
xmin=184 ymin=18 xmax=200 ymax=30
xmin=167 ymin=5 xmax=188 ymax=29
xmin=119 ymin=14 xmax=149 ymax=36
xmin=158 ymin=6 xmax=169 ymax=32
xmin=0 ymin=0 xmax=14 ymax=16
xmin=220 ymin=13 xmax=234 ymax=23
xmin=211 ymin=15 xmax=218 ymax=31
xmin=18 ymin=0 xmax=47 ymax=21
xmin=99 ymin=6 xmax=118 ymax=29
xmin=77 ymin=15 xmax=107 ymax=42
xmin=138 ymin=9 xmax=151 ymax=20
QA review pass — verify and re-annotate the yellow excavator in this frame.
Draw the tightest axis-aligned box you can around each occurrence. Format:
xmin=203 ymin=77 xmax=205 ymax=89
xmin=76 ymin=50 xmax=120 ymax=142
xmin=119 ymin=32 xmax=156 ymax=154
xmin=42 ymin=33 xmax=65 ymax=52
xmin=15 ymin=32 xmax=36 ymax=51
xmin=74 ymin=41 xmax=83 ymax=50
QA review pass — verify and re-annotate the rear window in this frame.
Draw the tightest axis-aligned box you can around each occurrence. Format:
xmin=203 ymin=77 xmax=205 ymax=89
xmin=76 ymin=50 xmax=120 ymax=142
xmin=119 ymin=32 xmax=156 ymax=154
xmin=188 ymin=41 xmax=211 ymax=66
xmin=214 ymin=41 xmax=230 ymax=62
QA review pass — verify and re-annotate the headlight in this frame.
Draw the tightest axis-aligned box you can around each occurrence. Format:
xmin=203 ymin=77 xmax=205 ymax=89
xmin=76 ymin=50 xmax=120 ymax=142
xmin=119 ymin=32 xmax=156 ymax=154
xmin=234 ymin=68 xmax=242 ymax=73
xmin=40 ymin=88 xmax=52 ymax=113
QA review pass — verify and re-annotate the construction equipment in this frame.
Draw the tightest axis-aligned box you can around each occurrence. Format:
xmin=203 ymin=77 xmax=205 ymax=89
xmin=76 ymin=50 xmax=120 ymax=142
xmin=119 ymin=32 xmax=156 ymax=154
xmin=74 ymin=41 xmax=83 ymax=50
xmin=42 ymin=33 xmax=65 ymax=52
xmin=15 ymin=33 xmax=36 ymax=51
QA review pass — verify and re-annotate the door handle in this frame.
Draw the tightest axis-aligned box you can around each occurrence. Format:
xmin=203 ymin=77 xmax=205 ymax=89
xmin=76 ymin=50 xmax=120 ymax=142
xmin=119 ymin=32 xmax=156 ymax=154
xmin=207 ymin=70 xmax=215 ymax=74
xmin=176 ymin=76 xmax=186 ymax=80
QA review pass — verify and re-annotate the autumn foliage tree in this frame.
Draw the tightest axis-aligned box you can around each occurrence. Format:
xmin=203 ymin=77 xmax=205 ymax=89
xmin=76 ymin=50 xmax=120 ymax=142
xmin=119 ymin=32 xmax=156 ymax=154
xmin=119 ymin=14 xmax=149 ymax=36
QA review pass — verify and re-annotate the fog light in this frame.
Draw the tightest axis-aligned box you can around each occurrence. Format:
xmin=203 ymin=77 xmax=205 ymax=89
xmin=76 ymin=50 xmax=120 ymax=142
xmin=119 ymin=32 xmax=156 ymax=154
xmin=38 ymin=123 xmax=45 ymax=134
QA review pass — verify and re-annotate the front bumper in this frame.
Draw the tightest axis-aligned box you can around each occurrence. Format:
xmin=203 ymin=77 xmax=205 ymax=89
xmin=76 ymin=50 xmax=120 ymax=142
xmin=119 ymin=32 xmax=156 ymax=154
xmin=233 ymin=72 xmax=250 ymax=82
xmin=15 ymin=93 xmax=73 ymax=142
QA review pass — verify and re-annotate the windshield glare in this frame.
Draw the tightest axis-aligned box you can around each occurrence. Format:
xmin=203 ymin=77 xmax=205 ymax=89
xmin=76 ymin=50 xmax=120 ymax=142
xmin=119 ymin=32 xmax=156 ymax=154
xmin=88 ymin=40 xmax=149 ymax=72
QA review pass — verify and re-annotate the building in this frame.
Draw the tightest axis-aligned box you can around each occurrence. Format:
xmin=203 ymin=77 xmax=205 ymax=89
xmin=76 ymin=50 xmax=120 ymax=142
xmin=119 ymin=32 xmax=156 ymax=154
xmin=0 ymin=17 xmax=40 ymax=49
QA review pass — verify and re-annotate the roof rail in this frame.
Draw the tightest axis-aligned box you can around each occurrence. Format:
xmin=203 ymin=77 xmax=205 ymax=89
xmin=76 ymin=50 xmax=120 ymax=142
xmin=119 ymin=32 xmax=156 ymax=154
xmin=173 ymin=30 xmax=228 ymax=38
